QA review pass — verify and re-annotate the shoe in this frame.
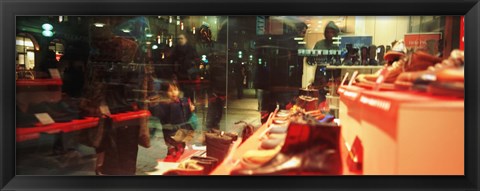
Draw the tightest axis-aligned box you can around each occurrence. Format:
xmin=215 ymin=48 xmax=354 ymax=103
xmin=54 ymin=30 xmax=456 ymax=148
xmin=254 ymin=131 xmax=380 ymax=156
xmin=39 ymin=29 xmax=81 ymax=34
xmin=357 ymin=50 xmax=440 ymax=85
xmin=427 ymin=67 xmax=464 ymax=97
xmin=368 ymin=45 xmax=378 ymax=65
xmin=384 ymin=40 xmax=406 ymax=64
xmin=190 ymin=156 xmax=219 ymax=174
xmin=394 ymin=49 xmax=464 ymax=90
xmin=231 ymin=116 xmax=342 ymax=175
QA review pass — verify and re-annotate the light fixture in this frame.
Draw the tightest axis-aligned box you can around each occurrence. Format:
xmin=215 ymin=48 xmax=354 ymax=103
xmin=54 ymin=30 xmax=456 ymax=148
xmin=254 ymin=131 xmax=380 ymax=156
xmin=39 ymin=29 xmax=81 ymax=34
xmin=122 ymin=29 xmax=131 ymax=33
xmin=180 ymin=22 xmax=184 ymax=30
xmin=42 ymin=23 xmax=53 ymax=31
xmin=93 ymin=23 xmax=105 ymax=28
xmin=42 ymin=30 xmax=54 ymax=37
xmin=294 ymin=37 xmax=304 ymax=41
xmin=169 ymin=16 xmax=173 ymax=23
xmin=192 ymin=27 xmax=196 ymax=34
xmin=157 ymin=36 xmax=161 ymax=44
xmin=58 ymin=16 xmax=63 ymax=22
xmin=298 ymin=41 xmax=307 ymax=45
xmin=146 ymin=41 xmax=151 ymax=45
xmin=146 ymin=33 xmax=153 ymax=38
xmin=42 ymin=23 xmax=54 ymax=37
xmin=152 ymin=45 xmax=158 ymax=49
xmin=168 ymin=39 xmax=173 ymax=47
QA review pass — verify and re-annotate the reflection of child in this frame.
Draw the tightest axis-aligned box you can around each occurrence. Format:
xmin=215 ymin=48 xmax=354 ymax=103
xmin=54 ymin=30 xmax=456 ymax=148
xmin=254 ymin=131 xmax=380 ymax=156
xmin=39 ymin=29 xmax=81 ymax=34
xmin=149 ymin=83 xmax=195 ymax=160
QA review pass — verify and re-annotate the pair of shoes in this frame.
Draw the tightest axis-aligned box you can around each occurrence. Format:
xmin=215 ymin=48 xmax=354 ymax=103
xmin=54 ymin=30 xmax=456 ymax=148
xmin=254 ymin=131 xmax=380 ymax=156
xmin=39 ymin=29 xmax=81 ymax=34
xmin=394 ymin=49 xmax=464 ymax=91
xmin=356 ymin=50 xmax=441 ymax=87
xmin=231 ymin=115 xmax=342 ymax=175
xmin=163 ymin=156 xmax=219 ymax=175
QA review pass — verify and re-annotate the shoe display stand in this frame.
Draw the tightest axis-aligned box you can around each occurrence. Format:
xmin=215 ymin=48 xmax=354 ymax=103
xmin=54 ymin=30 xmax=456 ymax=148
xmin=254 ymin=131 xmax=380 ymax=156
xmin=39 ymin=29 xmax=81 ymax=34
xmin=322 ymin=65 xmax=382 ymax=118
xmin=338 ymin=85 xmax=464 ymax=175
xmin=16 ymin=110 xmax=151 ymax=142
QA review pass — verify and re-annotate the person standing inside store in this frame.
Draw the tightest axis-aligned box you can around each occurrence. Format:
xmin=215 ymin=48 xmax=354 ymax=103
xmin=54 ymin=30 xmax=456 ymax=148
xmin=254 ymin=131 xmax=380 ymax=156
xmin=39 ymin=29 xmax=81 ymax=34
xmin=168 ymin=33 xmax=200 ymax=103
xmin=312 ymin=21 xmax=341 ymax=103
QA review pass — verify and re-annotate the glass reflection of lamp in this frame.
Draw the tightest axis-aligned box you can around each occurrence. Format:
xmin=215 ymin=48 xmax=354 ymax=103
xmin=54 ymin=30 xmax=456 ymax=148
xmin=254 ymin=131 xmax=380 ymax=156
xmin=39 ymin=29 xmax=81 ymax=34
xmin=42 ymin=23 xmax=54 ymax=37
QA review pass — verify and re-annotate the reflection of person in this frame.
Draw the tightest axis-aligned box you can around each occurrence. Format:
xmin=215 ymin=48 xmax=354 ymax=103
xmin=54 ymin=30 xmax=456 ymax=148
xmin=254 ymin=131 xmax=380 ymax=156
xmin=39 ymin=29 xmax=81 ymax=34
xmin=169 ymin=33 xmax=199 ymax=80
xmin=36 ymin=50 xmax=59 ymax=78
xmin=168 ymin=33 xmax=199 ymax=102
xmin=313 ymin=21 xmax=341 ymax=103
xmin=234 ymin=63 xmax=246 ymax=99
xmin=61 ymin=45 xmax=86 ymax=98
xmin=206 ymin=55 xmax=227 ymax=131
xmin=149 ymin=83 xmax=195 ymax=160
xmin=314 ymin=21 xmax=340 ymax=50
xmin=289 ymin=22 xmax=308 ymax=87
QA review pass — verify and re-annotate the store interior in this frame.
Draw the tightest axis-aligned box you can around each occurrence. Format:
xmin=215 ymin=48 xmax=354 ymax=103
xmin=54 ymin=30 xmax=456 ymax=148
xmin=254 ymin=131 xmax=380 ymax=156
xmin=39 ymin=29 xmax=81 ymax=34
xmin=15 ymin=15 xmax=464 ymax=175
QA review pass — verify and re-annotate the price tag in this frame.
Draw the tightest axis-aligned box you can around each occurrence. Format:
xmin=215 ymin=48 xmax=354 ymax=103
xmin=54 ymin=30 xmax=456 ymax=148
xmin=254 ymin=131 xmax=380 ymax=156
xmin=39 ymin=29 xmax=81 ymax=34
xmin=34 ymin=113 xmax=55 ymax=125
xmin=99 ymin=105 xmax=111 ymax=116
xmin=48 ymin=69 xmax=61 ymax=79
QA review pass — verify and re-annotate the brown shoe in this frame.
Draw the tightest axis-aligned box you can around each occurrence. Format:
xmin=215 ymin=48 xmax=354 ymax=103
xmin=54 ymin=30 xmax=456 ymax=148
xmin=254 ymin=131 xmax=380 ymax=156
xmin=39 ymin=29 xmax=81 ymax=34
xmin=394 ymin=49 xmax=464 ymax=90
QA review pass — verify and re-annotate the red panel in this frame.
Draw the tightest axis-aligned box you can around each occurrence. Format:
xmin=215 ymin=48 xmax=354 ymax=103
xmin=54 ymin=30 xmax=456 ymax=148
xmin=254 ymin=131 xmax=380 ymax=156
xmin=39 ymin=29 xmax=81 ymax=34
xmin=460 ymin=16 xmax=464 ymax=50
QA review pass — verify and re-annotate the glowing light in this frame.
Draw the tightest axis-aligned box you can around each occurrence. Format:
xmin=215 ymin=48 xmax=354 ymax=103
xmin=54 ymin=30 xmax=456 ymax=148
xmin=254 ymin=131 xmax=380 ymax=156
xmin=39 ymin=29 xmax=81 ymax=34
xmin=93 ymin=23 xmax=105 ymax=27
xmin=42 ymin=23 xmax=53 ymax=31
xmin=152 ymin=45 xmax=158 ymax=50
xmin=122 ymin=29 xmax=131 ymax=33
xmin=42 ymin=30 xmax=54 ymax=37
xmin=146 ymin=33 xmax=153 ymax=38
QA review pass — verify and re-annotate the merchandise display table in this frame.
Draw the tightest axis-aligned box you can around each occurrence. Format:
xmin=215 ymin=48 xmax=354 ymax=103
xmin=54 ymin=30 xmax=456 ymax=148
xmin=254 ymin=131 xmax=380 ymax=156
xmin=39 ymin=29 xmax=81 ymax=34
xmin=338 ymin=85 xmax=464 ymax=175
xmin=16 ymin=110 xmax=151 ymax=142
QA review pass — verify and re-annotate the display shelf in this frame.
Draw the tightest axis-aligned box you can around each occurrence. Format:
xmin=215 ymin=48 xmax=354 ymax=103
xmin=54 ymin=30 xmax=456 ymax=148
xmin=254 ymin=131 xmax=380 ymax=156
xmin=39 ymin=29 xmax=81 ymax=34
xmin=16 ymin=79 xmax=63 ymax=86
xmin=16 ymin=110 xmax=151 ymax=142
xmin=111 ymin=110 xmax=151 ymax=122
xmin=326 ymin=65 xmax=384 ymax=70
xmin=16 ymin=117 xmax=99 ymax=142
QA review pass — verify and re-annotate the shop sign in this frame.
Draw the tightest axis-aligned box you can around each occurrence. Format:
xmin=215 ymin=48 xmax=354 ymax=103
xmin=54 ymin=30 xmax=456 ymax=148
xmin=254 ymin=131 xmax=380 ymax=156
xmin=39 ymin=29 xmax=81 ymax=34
xmin=256 ymin=16 xmax=266 ymax=35
xmin=404 ymin=33 xmax=442 ymax=51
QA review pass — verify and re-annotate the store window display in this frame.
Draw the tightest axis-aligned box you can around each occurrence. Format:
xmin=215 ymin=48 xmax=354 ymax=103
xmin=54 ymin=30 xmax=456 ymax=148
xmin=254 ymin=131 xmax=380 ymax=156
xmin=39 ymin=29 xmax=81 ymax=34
xmin=15 ymin=15 xmax=464 ymax=176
